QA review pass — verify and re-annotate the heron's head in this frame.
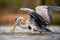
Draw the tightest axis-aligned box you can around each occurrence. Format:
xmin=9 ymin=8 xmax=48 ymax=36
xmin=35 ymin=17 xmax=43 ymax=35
xmin=15 ymin=17 xmax=24 ymax=24
xmin=13 ymin=17 xmax=25 ymax=27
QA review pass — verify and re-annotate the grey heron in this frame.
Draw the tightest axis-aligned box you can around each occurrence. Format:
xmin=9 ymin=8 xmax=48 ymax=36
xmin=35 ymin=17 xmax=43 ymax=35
xmin=11 ymin=6 xmax=60 ymax=33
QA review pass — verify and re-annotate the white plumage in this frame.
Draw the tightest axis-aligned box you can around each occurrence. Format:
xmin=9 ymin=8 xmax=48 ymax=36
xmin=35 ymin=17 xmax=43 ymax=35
xmin=35 ymin=6 xmax=50 ymax=23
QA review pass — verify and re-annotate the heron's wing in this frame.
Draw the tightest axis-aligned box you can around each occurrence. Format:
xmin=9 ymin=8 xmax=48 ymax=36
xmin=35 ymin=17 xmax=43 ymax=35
xmin=48 ymin=6 xmax=60 ymax=22
xmin=20 ymin=8 xmax=46 ymax=23
xmin=20 ymin=8 xmax=37 ymax=20
xmin=50 ymin=6 xmax=60 ymax=12
xmin=35 ymin=6 xmax=51 ymax=23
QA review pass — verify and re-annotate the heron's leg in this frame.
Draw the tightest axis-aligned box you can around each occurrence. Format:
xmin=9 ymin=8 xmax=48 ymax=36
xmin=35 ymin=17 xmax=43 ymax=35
xmin=24 ymin=22 xmax=29 ymax=29
xmin=11 ymin=22 xmax=17 ymax=32
xmin=32 ymin=27 xmax=35 ymax=33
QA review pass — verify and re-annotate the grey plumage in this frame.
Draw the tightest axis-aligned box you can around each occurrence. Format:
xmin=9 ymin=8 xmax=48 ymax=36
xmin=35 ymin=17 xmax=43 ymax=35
xmin=48 ymin=6 xmax=60 ymax=22
xmin=35 ymin=6 xmax=60 ymax=23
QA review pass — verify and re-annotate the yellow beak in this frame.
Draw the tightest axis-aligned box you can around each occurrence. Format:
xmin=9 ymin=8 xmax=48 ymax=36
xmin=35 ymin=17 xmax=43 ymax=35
xmin=11 ymin=22 xmax=17 ymax=32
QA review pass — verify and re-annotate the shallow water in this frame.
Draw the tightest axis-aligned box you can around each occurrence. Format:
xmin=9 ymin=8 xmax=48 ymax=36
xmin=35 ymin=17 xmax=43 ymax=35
xmin=0 ymin=26 xmax=60 ymax=40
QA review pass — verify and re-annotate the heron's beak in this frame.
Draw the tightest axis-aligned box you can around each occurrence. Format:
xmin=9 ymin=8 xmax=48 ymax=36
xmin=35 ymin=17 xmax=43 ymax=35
xmin=11 ymin=22 xmax=17 ymax=32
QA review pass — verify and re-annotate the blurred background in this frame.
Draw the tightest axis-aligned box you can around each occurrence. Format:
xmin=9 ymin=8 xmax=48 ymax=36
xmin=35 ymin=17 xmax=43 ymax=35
xmin=0 ymin=0 xmax=60 ymax=26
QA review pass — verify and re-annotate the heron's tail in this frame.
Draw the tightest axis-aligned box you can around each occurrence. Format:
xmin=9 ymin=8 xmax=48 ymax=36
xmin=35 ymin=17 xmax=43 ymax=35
xmin=44 ymin=27 xmax=52 ymax=32
xmin=40 ymin=25 xmax=52 ymax=32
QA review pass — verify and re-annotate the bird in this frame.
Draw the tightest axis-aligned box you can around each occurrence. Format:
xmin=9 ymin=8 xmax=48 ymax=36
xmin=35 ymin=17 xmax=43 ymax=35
xmin=11 ymin=6 xmax=60 ymax=33
xmin=20 ymin=6 xmax=60 ymax=33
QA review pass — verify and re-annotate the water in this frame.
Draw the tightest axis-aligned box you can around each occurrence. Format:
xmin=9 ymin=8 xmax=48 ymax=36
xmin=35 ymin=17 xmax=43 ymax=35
xmin=0 ymin=26 xmax=60 ymax=40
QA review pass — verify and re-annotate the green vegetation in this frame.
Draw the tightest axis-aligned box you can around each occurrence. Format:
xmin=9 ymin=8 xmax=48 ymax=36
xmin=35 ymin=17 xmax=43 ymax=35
xmin=52 ymin=13 xmax=60 ymax=25
xmin=44 ymin=0 xmax=60 ymax=6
